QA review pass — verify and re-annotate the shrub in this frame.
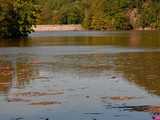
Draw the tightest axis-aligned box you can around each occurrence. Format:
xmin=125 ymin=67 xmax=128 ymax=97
xmin=0 ymin=0 xmax=40 ymax=38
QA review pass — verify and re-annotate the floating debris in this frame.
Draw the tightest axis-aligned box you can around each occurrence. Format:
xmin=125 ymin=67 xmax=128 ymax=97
xmin=84 ymin=113 xmax=103 ymax=115
xmin=7 ymin=98 xmax=31 ymax=102
xmin=110 ymin=96 xmax=139 ymax=101
xmin=30 ymin=101 xmax=61 ymax=106
xmin=111 ymin=76 xmax=117 ymax=79
xmin=114 ymin=105 xmax=160 ymax=112
xmin=15 ymin=117 xmax=24 ymax=120
xmin=12 ymin=91 xmax=64 ymax=97
xmin=86 ymin=96 xmax=90 ymax=98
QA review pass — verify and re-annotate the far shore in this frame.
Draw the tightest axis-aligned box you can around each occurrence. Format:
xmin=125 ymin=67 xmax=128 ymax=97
xmin=33 ymin=24 xmax=158 ymax=32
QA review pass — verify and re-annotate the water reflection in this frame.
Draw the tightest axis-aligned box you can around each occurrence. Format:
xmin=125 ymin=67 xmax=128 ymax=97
xmin=128 ymin=31 xmax=141 ymax=47
xmin=0 ymin=52 xmax=160 ymax=119
xmin=0 ymin=52 xmax=160 ymax=99
xmin=115 ymin=52 xmax=160 ymax=95
xmin=0 ymin=59 xmax=12 ymax=94
xmin=0 ymin=31 xmax=160 ymax=48
xmin=0 ymin=57 xmax=38 ymax=93
xmin=0 ymin=31 xmax=160 ymax=120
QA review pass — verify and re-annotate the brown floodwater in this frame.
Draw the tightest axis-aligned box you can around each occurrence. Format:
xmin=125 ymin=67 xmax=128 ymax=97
xmin=0 ymin=31 xmax=160 ymax=120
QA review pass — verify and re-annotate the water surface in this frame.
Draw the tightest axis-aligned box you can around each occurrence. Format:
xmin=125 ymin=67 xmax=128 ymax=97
xmin=0 ymin=31 xmax=160 ymax=120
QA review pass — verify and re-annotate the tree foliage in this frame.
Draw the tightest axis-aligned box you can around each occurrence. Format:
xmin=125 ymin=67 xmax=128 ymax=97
xmin=37 ymin=0 xmax=84 ymax=24
xmin=0 ymin=0 xmax=160 ymax=36
xmin=0 ymin=0 xmax=40 ymax=38
xmin=36 ymin=0 xmax=160 ymax=30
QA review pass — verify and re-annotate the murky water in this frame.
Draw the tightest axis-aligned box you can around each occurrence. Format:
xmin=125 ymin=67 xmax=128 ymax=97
xmin=0 ymin=31 xmax=160 ymax=120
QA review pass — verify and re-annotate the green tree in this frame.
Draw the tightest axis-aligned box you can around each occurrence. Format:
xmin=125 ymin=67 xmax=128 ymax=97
xmin=0 ymin=0 xmax=40 ymax=38
xmin=2 ymin=0 xmax=159 ymax=32
xmin=138 ymin=0 xmax=160 ymax=29
xmin=37 ymin=0 xmax=83 ymax=24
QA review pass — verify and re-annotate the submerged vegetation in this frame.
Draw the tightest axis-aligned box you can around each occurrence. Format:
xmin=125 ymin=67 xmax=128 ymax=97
xmin=0 ymin=0 xmax=160 ymax=37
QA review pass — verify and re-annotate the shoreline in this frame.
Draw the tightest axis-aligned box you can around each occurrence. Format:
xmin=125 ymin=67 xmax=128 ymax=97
xmin=33 ymin=25 xmax=159 ymax=32
xmin=34 ymin=25 xmax=84 ymax=32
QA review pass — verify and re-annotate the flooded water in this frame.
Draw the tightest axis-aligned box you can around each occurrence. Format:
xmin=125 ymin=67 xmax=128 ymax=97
xmin=0 ymin=31 xmax=160 ymax=120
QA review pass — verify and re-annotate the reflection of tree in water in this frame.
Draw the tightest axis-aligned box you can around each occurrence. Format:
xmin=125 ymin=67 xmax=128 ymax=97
xmin=0 ymin=54 xmax=114 ymax=94
xmin=15 ymin=58 xmax=39 ymax=87
xmin=1 ymin=52 xmax=158 ymax=95
xmin=0 ymin=56 xmax=39 ymax=94
xmin=114 ymin=52 xmax=160 ymax=96
xmin=0 ymin=38 xmax=31 ymax=47
xmin=128 ymin=31 xmax=140 ymax=47
xmin=0 ymin=59 xmax=12 ymax=94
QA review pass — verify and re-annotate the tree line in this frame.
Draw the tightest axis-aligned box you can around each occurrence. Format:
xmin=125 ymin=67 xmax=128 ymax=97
xmin=37 ymin=0 xmax=160 ymax=30
xmin=0 ymin=0 xmax=160 ymax=38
